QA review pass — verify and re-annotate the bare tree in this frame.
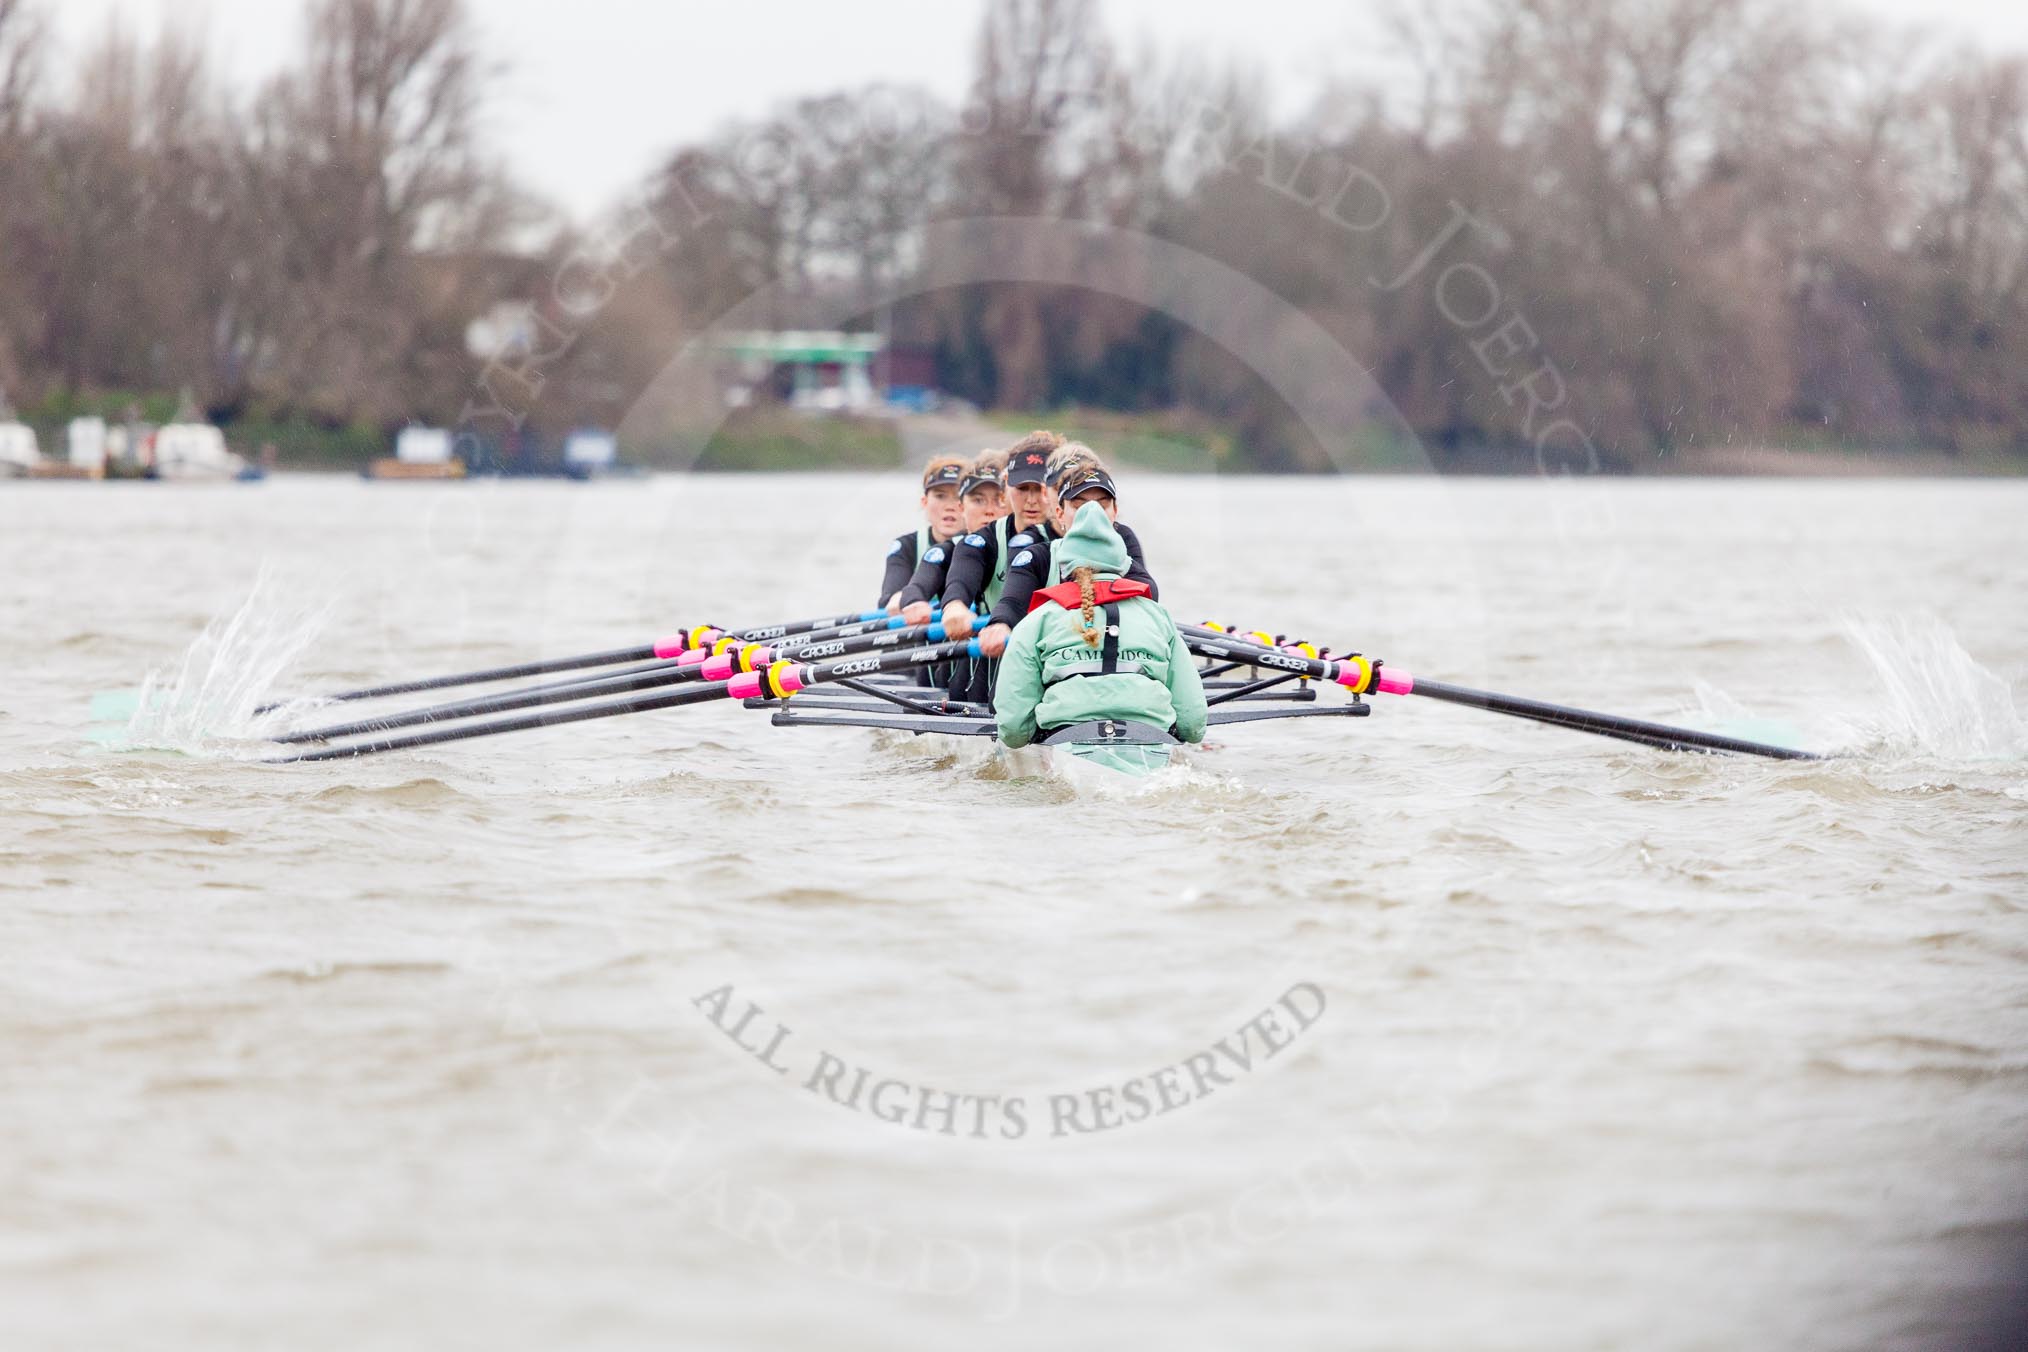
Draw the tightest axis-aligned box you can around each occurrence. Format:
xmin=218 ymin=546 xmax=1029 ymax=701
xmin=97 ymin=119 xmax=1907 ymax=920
xmin=0 ymin=0 xmax=45 ymax=390
xmin=0 ymin=0 xmax=2023 ymax=466
xmin=239 ymin=0 xmax=515 ymax=423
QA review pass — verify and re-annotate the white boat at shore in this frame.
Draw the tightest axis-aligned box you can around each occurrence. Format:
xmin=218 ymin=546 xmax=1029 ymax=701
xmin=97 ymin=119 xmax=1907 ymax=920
xmin=0 ymin=422 xmax=39 ymax=477
xmin=151 ymin=424 xmax=255 ymax=481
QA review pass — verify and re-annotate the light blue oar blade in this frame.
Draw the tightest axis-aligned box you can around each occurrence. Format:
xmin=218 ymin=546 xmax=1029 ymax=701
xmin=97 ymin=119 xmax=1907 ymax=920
xmin=89 ymin=688 xmax=144 ymax=723
xmin=1715 ymin=717 xmax=1812 ymax=750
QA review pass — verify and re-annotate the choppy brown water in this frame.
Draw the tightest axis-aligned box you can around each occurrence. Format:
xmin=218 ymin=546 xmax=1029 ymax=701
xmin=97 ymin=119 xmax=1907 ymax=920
xmin=2 ymin=474 xmax=2025 ymax=1350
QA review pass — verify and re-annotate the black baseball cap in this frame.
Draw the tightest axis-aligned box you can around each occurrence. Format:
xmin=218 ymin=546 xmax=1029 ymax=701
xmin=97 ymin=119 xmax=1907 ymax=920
xmin=1045 ymin=457 xmax=1089 ymax=491
xmin=922 ymin=461 xmax=964 ymax=489
xmin=1059 ymin=468 xmax=1119 ymax=504
xmin=1004 ymin=448 xmax=1051 ymax=486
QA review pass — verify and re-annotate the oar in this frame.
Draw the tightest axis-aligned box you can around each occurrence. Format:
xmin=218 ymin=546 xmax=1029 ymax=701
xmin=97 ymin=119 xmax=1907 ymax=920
xmin=270 ymin=638 xmax=981 ymax=762
xmin=255 ymin=608 xmax=892 ymax=712
xmin=1182 ymin=625 xmax=1821 ymax=762
xmin=275 ymin=622 xmax=952 ymax=743
xmin=283 ymin=616 xmax=928 ymax=725
xmin=307 ymin=615 xmax=932 ymax=721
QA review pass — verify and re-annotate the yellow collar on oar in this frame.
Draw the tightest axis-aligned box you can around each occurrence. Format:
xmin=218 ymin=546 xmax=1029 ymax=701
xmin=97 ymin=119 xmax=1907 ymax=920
xmin=1335 ymin=654 xmax=1374 ymax=693
xmin=765 ymin=659 xmax=802 ymax=699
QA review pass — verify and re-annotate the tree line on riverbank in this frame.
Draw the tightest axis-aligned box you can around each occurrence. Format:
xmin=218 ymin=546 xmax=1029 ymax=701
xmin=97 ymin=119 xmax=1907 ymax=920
xmin=1 ymin=0 xmax=2022 ymax=470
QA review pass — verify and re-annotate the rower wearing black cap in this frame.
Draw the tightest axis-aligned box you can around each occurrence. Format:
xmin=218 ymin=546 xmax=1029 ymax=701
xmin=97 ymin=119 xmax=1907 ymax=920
xmin=877 ymin=456 xmax=967 ymax=612
xmin=895 ymin=449 xmax=1009 ymax=625
xmin=935 ymin=431 xmax=1058 ymax=621
xmin=966 ymin=448 xmax=1157 ymax=667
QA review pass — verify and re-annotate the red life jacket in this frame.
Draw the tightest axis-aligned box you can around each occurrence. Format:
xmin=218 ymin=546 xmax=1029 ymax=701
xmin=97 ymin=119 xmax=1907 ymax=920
xmin=1029 ymin=577 xmax=1151 ymax=613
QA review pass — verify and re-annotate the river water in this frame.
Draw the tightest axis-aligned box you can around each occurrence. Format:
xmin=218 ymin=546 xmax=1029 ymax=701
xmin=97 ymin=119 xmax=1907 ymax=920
xmin=2 ymin=473 xmax=2024 ymax=1350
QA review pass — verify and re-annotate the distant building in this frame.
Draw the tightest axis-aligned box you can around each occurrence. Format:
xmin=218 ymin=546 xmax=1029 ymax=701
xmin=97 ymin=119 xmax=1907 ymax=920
xmin=711 ymin=331 xmax=885 ymax=413
xmin=466 ymin=300 xmax=540 ymax=361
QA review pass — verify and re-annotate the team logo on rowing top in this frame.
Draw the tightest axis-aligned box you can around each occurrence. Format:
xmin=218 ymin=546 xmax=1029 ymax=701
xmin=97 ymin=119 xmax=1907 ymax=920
xmin=1010 ymin=533 xmax=1032 ymax=547
xmin=1011 ymin=549 xmax=1033 ymax=567
xmin=925 ymin=547 xmax=945 ymax=563
xmin=886 ymin=539 xmax=901 ymax=556
xmin=963 ymin=533 xmax=985 ymax=547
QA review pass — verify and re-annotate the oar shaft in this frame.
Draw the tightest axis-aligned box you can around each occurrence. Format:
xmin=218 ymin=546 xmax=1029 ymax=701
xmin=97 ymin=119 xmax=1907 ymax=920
xmin=278 ymin=623 xmax=950 ymax=744
xmin=273 ymin=678 xmax=738 ymax=762
xmin=1181 ymin=625 xmax=1819 ymax=762
xmin=273 ymin=637 xmax=980 ymax=763
xmin=1404 ymin=678 xmax=1820 ymax=760
xmin=728 ymin=610 xmax=891 ymax=642
xmin=261 ymin=643 xmax=663 ymax=710
xmin=276 ymin=659 xmax=712 ymax=743
xmin=498 ymin=615 xmax=935 ymax=705
xmin=259 ymin=609 xmax=892 ymax=712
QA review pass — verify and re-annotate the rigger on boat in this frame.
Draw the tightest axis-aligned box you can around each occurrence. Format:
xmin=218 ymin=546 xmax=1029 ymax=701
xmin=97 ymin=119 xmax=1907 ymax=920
xmin=257 ymin=432 xmax=1824 ymax=771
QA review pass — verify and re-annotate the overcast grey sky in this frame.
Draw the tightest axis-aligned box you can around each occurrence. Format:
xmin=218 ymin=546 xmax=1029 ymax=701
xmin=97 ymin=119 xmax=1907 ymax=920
xmin=49 ymin=0 xmax=2028 ymax=221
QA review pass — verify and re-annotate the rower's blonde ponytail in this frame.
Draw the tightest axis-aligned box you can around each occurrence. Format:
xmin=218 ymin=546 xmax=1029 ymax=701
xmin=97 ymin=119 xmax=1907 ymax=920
xmin=1074 ymin=566 xmax=1101 ymax=648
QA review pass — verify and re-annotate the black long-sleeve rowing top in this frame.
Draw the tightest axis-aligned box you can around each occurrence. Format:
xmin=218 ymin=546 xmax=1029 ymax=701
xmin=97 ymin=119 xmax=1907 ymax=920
xmin=877 ymin=525 xmax=936 ymax=608
xmin=936 ymin=519 xmax=1157 ymax=628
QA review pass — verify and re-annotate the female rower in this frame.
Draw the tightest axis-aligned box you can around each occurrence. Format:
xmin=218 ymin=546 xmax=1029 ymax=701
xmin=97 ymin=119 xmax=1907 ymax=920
xmin=1044 ymin=441 xmax=1101 ymax=498
xmin=896 ymin=448 xmax=1009 ymax=625
xmin=877 ymin=456 xmax=967 ymax=612
xmin=973 ymin=449 xmax=1157 ymax=662
xmin=930 ymin=430 xmax=1064 ymax=640
xmin=942 ymin=450 xmax=1012 ymax=700
xmin=994 ymin=501 xmax=1206 ymax=750
xmin=960 ymin=449 xmax=1009 ymax=533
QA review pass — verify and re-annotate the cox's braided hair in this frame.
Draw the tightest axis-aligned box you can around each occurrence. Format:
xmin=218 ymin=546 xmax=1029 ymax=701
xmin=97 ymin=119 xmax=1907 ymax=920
xmin=1073 ymin=566 xmax=1102 ymax=648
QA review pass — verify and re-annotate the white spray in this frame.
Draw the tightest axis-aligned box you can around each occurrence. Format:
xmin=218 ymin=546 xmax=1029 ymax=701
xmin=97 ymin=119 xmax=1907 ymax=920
xmin=120 ymin=569 xmax=330 ymax=751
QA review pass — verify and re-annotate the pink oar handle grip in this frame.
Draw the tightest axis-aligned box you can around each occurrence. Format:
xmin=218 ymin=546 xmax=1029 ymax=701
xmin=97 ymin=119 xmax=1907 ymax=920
xmin=652 ymin=627 xmax=723 ymax=661
xmin=726 ymin=665 xmax=807 ymax=700
xmin=1315 ymin=650 xmax=1411 ymax=696
xmin=702 ymin=646 xmax=774 ymax=681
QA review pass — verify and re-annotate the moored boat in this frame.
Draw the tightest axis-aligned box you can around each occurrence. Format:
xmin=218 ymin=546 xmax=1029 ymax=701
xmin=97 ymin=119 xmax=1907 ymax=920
xmin=365 ymin=426 xmax=464 ymax=481
xmin=150 ymin=424 xmax=253 ymax=481
xmin=0 ymin=421 xmax=39 ymax=477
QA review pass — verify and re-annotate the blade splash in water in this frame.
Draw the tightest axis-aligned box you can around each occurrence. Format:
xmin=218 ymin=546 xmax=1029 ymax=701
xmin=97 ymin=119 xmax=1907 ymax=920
xmin=116 ymin=571 xmax=330 ymax=752
xmin=1836 ymin=614 xmax=2026 ymax=760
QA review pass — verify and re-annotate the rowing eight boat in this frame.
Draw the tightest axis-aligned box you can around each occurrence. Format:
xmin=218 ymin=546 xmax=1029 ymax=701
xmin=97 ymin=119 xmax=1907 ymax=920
xmin=251 ymin=606 xmax=1816 ymax=772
